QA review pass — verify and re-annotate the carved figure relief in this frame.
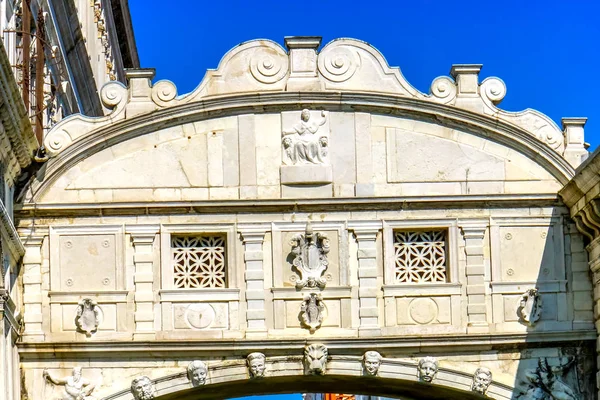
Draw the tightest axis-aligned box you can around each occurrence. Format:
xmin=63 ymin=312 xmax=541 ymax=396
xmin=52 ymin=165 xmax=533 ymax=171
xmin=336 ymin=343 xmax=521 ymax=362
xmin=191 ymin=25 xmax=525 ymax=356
xmin=418 ymin=357 xmax=438 ymax=382
xmin=75 ymin=298 xmax=101 ymax=336
xmin=290 ymin=221 xmax=330 ymax=289
xmin=187 ymin=360 xmax=208 ymax=387
xmin=43 ymin=367 xmax=96 ymax=400
xmin=300 ymin=293 xmax=325 ymax=333
xmin=131 ymin=376 xmax=155 ymax=400
xmin=518 ymin=288 xmax=542 ymax=326
xmin=363 ymin=351 xmax=383 ymax=376
xmin=247 ymin=352 xmax=266 ymax=378
xmin=516 ymin=357 xmax=579 ymax=399
xmin=282 ymin=109 xmax=329 ymax=165
xmin=471 ymin=367 xmax=492 ymax=395
xmin=304 ymin=343 xmax=328 ymax=375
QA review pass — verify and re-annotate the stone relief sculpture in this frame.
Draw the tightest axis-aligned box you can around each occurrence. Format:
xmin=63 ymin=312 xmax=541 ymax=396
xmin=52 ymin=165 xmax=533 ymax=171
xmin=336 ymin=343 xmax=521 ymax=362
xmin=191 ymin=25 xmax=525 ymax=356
xmin=75 ymin=298 xmax=101 ymax=336
xmin=300 ymin=293 xmax=325 ymax=333
xmin=518 ymin=288 xmax=542 ymax=326
xmin=290 ymin=221 xmax=330 ymax=289
xmin=282 ymin=109 xmax=328 ymax=165
xmin=130 ymin=376 xmax=155 ymax=400
xmin=304 ymin=343 xmax=328 ymax=375
xmin=43 ymin=367 xmax=96 ymax=400
xmin=471 ymin=367 xmax=493 ymax=395
xmin=187 ymin=360 xmax=208 ymax=387
xmin=363 ymin=351 xmax=383 ymax=376
xmin=516 ymin=357 xmax=579 ymax=400
xmin=418 ymin=357 xmax=439 ymax=383
xmin=247 ymin=352 xmax=266 ymax=378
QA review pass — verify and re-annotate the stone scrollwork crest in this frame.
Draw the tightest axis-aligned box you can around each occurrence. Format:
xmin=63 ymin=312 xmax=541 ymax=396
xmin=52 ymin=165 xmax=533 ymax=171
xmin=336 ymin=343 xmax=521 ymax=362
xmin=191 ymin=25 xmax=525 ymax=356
xmin=518 ymin=288 xmax=542 ymax=326
xmin=300 ymin=293 xmax=325 ymax=333
xmin=282 ymin=109 xmax=329 ymax=166
xmin=471 ymin=367 xmax=493 ymax=395
xmin=317 ymin=45 xmax=359 ymax=83
xmin=516 ymin=357 xmax=579 ymax=400
xmin=249 ymin=46 xmax=288 ymax=85
xmin=75 ymin=298 xmax=101 ymax=337
xmin=43 ymin=367 xmax=96 ymax=400
xmin=290 ymin=221 xmax=330 ymax=289
xmin=304 ymin=343 xmax=328 ymax=375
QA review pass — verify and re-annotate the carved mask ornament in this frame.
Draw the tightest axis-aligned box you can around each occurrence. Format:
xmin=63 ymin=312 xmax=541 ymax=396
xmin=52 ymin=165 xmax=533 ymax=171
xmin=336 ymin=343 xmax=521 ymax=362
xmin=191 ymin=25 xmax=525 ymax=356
xmin=471 ymin=367 xmax=493 ymax=395
xmin=304 ymin=343 xmax=328 ymax=375
xmin=418 ymin=357 xmax=438 ymax=383
xmin=363 ymin=351 xmax=383 ymax=376
xmin=131 ymin=376 xmax=155 ymax=400
xmin=290 ymin=221 xmax=330 ymax=289
xmin=247 ymin=352 xmax=266 ymax=378
xmin=518 ymin=288 xmax=542 ymax=326
xmin=300 ymin=293 xmax=325 ymax=333
xmin=75 ymin=298 xmax=101 ymax=336
xmin=187 ymin=360 xmax=208 ymax=387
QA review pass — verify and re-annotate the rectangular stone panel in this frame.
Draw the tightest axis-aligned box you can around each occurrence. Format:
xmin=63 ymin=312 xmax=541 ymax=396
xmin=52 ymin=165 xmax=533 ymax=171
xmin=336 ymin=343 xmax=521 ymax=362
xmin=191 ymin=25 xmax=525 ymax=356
xmin=395 ymin=296 xmax=452 ymax=325
xmin=498 ymin=226 xmax=555 ymax=282
xmin=172 ymin=302 xmax=229 ymax=330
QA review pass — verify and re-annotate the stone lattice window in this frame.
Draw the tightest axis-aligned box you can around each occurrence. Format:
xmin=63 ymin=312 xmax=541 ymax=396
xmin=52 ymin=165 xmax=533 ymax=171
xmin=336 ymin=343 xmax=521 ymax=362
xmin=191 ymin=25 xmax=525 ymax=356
xmin=393 ymin=230 xmax=447 ymax=283
xmin=171 ymin=235 xmax=227 ymax=288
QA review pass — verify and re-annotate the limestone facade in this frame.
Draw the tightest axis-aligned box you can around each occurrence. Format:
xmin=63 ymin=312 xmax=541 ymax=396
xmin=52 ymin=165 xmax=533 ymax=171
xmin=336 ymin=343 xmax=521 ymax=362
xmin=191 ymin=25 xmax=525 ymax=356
xmin=14 ymin=36 xmax=597 ymax=399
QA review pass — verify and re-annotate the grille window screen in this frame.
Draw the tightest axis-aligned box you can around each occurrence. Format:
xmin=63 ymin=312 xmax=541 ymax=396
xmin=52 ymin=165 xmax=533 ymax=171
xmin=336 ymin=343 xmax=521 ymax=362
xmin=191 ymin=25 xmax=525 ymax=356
xmin=171 ymin=235 xmax=227 ymax=288
xmin=393 ymin=230 xmax=447 ymax=283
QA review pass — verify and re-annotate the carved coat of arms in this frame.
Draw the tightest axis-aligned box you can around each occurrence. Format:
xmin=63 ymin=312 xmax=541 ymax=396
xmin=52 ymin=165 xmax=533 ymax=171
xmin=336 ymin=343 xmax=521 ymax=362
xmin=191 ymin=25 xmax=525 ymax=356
xmin=300 ymin=293 xmax=325 ymax=333
xmin=290 ymin=221 xmax=330 ymax=289
xmin=75 ymin=298 xmax=101 ymax=336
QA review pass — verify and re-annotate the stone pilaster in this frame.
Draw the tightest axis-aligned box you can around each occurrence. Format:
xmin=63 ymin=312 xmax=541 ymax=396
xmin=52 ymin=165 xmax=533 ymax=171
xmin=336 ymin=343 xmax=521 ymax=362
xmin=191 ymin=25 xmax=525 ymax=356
xmin=460 ymin=222 xmax=489 ymax=333
xmin=127 ymin=225 xmax=159 ymax=340
xmin=586 ymin=237 xmax=600 ymax=392
xmin=21 ymin=229 xmax=47 ymax=342
xmin=349 ymin=221 xmax=382 ymax=335
xmin=239 ymin=224 xmax=269 ymax=338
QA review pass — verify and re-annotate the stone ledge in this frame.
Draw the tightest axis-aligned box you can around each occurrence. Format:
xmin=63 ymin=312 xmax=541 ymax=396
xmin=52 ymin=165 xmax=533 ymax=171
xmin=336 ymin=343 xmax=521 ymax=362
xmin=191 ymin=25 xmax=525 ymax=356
xmin=280 ymin=164 xmax=333 ymax=185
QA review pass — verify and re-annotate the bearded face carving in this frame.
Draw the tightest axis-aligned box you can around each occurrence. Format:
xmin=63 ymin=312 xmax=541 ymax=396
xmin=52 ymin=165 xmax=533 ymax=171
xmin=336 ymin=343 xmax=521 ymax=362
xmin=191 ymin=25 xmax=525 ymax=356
xmin=304 ymin=343 xmax=328 ymax=375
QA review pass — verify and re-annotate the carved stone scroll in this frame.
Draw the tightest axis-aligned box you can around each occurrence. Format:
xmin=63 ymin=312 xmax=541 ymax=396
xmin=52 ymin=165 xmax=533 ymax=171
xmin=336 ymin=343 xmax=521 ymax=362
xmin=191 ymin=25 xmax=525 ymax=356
xmin=290 ymin=221 xmax=330 ymax=290
xmin=75 ymin=298 xmax=101 ymax=336
xmin=304 ymin=343 xmax=328 ymax=375
xmin=300 ymin=293 xmax=325 ymax=333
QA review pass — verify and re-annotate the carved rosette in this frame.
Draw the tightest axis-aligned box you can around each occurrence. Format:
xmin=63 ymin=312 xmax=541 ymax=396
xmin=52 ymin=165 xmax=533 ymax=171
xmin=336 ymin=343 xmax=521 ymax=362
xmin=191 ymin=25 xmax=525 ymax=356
xmin=290 ymin=221 xmax=330 ymax=289
xmin=75 ymin=298 xmax=101 ymax=337
xmin=300 ymin=293 xmax=325 ymax=333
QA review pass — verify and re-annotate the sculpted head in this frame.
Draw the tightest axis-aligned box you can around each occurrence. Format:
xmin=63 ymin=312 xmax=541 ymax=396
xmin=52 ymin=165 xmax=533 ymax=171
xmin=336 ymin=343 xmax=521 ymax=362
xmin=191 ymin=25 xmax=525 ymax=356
xmin=304 ymin=343 xmax=328 ymax=375
xmin=471 ymin=367 xmax=492 ymax=394
xmin=187 ymin=360 xmax=208 ymax=387
xmin=131 ymin=376 xmax=154 ymax=400
xmin=247 ymin=352 xmax=266 ymax=378
xmin=301 ymin=109 xmax=311 ymax=122
xmin=418 ymin=357 xmax=438 ymax=382
xmin=72 ymin=366 xmax=82 ymax=381
xmin=282 ymin=137 xmax=292 ymax=148
xmin=363 ymin=351 xmax=382 ymax=376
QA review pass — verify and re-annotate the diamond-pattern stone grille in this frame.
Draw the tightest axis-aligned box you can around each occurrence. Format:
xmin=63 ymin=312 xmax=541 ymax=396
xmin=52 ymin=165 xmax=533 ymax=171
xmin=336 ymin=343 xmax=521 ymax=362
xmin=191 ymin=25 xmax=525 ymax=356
xmin=172 ymin=235 xmax=226 ymax=288
xmin=393 ymin=230 xmax=447 ymax=283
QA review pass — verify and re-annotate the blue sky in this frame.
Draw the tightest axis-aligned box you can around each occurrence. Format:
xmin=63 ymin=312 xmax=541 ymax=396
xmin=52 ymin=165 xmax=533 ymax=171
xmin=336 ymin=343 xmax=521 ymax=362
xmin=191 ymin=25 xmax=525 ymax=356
xmin=129 ymin=1 xmax=599 ymax=149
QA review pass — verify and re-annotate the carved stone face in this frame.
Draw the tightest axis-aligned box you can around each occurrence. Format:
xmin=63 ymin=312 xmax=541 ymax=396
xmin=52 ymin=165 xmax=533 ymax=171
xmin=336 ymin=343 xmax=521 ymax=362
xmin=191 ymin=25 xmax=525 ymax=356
xmin=363 ymin=351 xmax=382 ymax=376
xmin=418 ymin=358 xmax=438 ymax=382
xmin=248 ymin=356 xmax=266 ymax=378
xmin=282 ymin=137 xmax=292 ymax=148
xmin=131 ymin=376 xmax=154 ymax=400
xmin=72 ymin=367 xmax=82 ymax=381
xmin=187 ymin=361 xmax=208 ymax=387
xmin=471 ymin=368 xmax=492 ymax=394
xmin=301 ymin=109 xmax=310 ymax=122
xmin=304 ymin=344 xmax=328 ymax=375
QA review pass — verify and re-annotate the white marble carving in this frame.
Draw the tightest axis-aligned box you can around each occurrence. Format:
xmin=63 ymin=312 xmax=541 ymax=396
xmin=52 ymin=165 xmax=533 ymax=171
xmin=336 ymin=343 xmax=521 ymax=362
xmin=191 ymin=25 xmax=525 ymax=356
xmin=290 ymin=221 xmax=330 ymax=289
xmin=471 ymin=367 xmax=492 ymax=395
xmin=418 ymin=357 xmax=438 ymax=382
xmin=247 ymin=352 xmax=266 ymax=378
xmin=304 ymin=343 xmax=328 ymax=375
xmin=187 ymin=360 xmax=208 ymax=387
xmin=516 ymin=357 xmax=579 ymax=399
xmin=518 ymin=288 xmax=542 ymax=326
xmin=363 ymin=351 xmax=383 ymax=376
xmin=300 ymin=293 xmax=325 ymax=333
xmin=131 ymin=376 xmax=155 ymax=400
xmin=43 ymin=367 xmax=96 ymax=400
xmin=282 ymin=110 xmax=329 ymax=165
xmin=75 ymin=298 xmax=101 ymax=336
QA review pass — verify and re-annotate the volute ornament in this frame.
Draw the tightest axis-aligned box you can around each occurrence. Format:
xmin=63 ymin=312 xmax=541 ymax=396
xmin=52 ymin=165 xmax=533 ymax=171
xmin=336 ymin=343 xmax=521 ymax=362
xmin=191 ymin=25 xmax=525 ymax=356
xmin=43 ymin=367 xmax=96 ymax=400
xmin=518 ymin=288 xmax=542 ymax=326
xmin=304 ymin=343 xmax=328 ymax=375
xmin=300 ymin=293 xmax=325 ymax=333
xmin=290 ymin=221 xmax=330 ymax=289
xmin=471 ymin=367 xmax=493 ymax=395
xmin=75 ymin=298 xmax=101 ymax=336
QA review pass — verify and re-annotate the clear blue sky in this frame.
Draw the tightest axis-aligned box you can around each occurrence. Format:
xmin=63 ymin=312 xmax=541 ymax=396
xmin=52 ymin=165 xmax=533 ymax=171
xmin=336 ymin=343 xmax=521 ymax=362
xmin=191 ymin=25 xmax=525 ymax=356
xmin=129 ymin=0 xmax=600 ymax=149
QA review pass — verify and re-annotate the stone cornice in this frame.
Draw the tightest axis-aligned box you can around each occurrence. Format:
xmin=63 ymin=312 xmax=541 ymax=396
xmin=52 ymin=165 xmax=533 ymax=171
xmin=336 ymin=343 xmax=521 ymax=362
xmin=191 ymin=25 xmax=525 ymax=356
xmin=0 ymin=197 xmax=25 ymax=260
xmin=14 ymin=194 xmax=566 ymax=219
xmin=17 ymin=330 xmax=595 ymax=359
